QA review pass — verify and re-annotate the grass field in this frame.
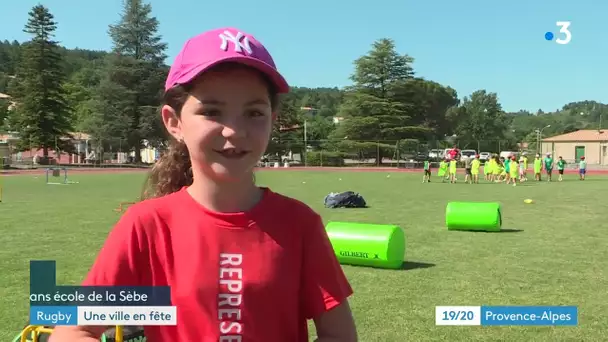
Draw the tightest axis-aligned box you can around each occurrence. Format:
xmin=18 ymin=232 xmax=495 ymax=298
xmin=1 ymin=169 xmax=607 ymax=341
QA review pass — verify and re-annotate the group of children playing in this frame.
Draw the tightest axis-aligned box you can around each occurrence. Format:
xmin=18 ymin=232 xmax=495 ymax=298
xmin=422 ymin=152 xmax=588 ymax=185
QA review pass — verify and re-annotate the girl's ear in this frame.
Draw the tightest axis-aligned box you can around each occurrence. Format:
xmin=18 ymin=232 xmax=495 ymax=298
xmin=161 ymin=105 xmax=183 ymax=141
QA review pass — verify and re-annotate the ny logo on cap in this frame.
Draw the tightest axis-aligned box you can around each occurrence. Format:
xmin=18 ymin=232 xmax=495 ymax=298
xmin=219 ymin=30 xmax=253 ymax=55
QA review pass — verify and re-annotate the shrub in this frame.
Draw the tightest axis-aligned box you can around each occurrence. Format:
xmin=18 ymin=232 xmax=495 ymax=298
xmin=305 ymin=151 xmax=345 ymax=166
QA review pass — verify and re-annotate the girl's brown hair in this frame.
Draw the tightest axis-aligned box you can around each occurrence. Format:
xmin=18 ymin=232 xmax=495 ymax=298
xmin=141 ymin=63 xmax=280 ymax=200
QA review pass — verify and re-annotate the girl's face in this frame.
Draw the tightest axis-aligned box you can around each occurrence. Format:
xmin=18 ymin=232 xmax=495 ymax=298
xmin=163 ymin=66 xmax=274 ymax=182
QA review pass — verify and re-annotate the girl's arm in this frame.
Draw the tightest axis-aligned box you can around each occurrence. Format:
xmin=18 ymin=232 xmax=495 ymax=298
xmin=50 ymin=208 xmax=147 ymax=341
xmin=301 ymin=213 xmax=357 ymax=341
xmin=49 ymin=326 xmax=108 ymax=342
xmin=314 ymin=301 xmax=357 ymax=342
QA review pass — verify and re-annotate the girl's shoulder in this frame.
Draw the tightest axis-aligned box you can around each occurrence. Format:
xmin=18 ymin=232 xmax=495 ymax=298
xmin=115 ymin=190 xmax=186 ymax=234
xmin=258 ymin=189 xmax=326 ymax=238
xmin=264 ymin=189 xmax=320 ymax=220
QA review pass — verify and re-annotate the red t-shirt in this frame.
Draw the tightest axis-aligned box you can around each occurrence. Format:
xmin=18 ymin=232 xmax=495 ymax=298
xmin=83 ymin=187 xmax=353 ymax=342
xmin=449 ymin=149 xmax=459 ymax=159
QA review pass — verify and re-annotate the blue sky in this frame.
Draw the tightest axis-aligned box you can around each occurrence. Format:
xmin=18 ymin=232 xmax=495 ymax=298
xmin=0 ymin=0 xmax=605 ymax=112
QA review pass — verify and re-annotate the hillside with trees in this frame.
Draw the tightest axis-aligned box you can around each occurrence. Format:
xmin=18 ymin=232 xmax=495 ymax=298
xmin=0 ymin=0 xmax=606 ymax=165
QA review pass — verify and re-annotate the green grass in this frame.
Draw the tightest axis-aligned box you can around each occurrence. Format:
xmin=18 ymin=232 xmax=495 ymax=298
xmin=1 ymin=170 xmax=607 ymax=341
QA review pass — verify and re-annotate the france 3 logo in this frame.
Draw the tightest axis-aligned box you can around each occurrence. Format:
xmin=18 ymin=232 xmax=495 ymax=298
xmin=545 ymin=21 xmax=571 ymax=45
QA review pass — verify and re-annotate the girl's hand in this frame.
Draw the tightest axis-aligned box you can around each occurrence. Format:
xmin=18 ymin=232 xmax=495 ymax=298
xmin=49 ymin=325 xmax=107 ymax=342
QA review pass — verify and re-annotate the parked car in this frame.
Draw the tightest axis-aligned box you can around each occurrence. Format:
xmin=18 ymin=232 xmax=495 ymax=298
xmin=500 ymin=151 xmax=518 ymax=159
xmin=460 ymin=149 xmax=477 ymax=161
xmin=479 ymin=152 xmax=491 ymax=161
xmin=428 ymin=149 xmax=444 ymax=160
xmin=413 ymin=152 xmax=428 ymax=161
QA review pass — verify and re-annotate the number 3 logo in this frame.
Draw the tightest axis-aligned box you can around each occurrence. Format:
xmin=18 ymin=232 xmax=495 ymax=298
xmin=555 ymin=21 xmax=572 ymax=45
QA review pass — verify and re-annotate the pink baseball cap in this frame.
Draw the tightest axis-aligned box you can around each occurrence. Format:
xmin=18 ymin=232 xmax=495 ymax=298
xmin=165 ymin=27 xmax=289 ymax=93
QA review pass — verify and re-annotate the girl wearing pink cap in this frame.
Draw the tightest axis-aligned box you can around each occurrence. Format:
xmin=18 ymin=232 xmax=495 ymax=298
xmin=50 ymin=28 xmax=357 ymax=342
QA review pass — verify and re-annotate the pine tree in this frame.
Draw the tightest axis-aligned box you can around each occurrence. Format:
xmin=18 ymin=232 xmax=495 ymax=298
xmin=12 ymin=5 xmax=73 ymax=157
xmin=0 ymin=99 xmax=9 ymax=130
xmin=88 ymin=0 xmax=167 ymax=162
xmin=266 ymin=100 xmax=304 ymax=159
xmin=109 ymin=0 xmax=167 ymax=63
xmin=329 ymin=39 xmax=425 ymax=162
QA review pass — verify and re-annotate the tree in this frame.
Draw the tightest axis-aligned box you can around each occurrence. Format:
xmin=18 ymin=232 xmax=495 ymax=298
xmin=0 ymin=99 xmax=9 ymax=130
xmin=329 ymin=39 xmax=427 ymax=162
xmin=265 ymin=99 xmax=304 ymax=160
xmin=11 ymin=5 xmax=73 ymax=157
xmin=63 ymin=62 xmax=103 ymax=132
xmin=452 ymin=90 xmax=510 ymax=151
xmin=88 ymin=0 xmax=167 ymax=162
xmin=0 ymin=40 xmax=22 ymax=76
xmin=304 ymin=115 xmax=335 ymax=149
xmin=351 ymin=39 xmax=414 ymax=98
xmin=391 ymin=78 xmax=459 ymax=140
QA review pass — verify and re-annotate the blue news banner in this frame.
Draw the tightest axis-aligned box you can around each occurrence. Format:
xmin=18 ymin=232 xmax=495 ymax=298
xmin=435 ymin=306 xmax=578 ymax=326
xmin=29 ymin=260 xmax=177 ymax=326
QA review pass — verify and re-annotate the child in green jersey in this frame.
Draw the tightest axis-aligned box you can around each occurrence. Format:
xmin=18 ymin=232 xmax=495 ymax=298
xmin=504 ymin=155 xmax=511 ymax=183
xmin=578 ymin=156 xmax=587 ymax=180
xmin=556 ymin=156 xmax=566 ymax=181
xmin=423 ymin=160 xmax=431 ymax=183
xmin=533 ymin=154 xmax=542 ymax=181
xmin=544 ymin=153 xmax=554 ymax=182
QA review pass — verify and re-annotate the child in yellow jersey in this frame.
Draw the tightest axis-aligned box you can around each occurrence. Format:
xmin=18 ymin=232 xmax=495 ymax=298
xmin=533 ymin=154 xmax=542 ymax=181
xmin=471 ymin=155 xmax=481 ymax=184
xmin=492 ymin=156 xmax=502 ymax=182
xmin=488 ymin=155 xmax=497 ymax=182
xmin=507 ymin=156 xmax=519 ymax=186
xmin=521 ymin=153 xmax=529 ymax=181
xmin=449 ymin=158 xmax=457 ymax=183
xmin=438 ymin=158 xmax=448 ymax=182
xmin=483 ymin=158 xmax=491 ymax=181
xmin=518 ymin=156 xmax=525 ymax=181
